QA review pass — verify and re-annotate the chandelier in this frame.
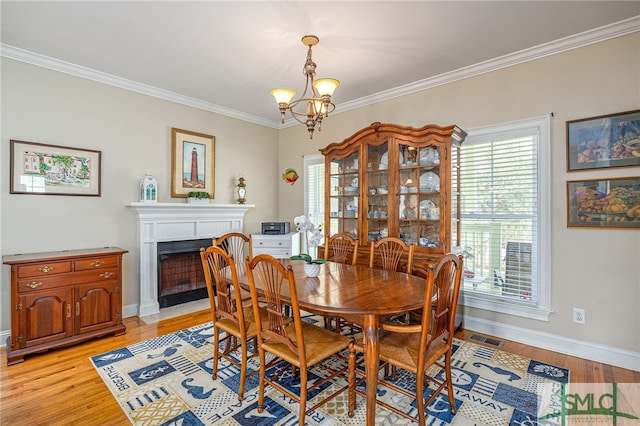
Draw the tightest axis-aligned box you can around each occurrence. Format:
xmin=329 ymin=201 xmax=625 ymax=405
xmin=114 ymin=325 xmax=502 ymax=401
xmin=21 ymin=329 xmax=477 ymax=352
xmin=271 ymin=35 xmax=339 ymax=139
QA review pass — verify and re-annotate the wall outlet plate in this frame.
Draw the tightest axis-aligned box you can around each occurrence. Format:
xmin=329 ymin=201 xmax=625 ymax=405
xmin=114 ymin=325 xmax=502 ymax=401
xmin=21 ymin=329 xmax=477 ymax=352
xmin=573 ymin=308 xmax=585 ymax=324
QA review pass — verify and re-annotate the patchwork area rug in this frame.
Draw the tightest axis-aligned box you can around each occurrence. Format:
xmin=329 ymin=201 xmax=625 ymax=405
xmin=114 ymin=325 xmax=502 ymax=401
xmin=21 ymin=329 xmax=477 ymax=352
xmin=91 ymin=316 xmax=569 ymax=425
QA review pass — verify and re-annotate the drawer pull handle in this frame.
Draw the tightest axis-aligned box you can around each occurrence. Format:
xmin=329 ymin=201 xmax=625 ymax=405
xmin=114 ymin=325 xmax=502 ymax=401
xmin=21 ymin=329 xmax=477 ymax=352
xmin=26 ymin=281 xmax=42 ymax=289
xmin=67 ymin=304 xmax=71 ymax=318
xmin=91 ymin=261 xmax=105 ymax=267
xmin=76 ymin=302 xmax=80 ymax=316
xmin=38 ymin=266 xmax=54 ymax=273
xmin=100 ymin=272 xmax=114 ymax=279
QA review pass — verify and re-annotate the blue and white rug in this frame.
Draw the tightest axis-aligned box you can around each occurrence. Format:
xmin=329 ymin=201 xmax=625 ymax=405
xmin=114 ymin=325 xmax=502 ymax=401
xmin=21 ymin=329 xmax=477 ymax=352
xmin=90 ymin=316 xmax=569 ymax=425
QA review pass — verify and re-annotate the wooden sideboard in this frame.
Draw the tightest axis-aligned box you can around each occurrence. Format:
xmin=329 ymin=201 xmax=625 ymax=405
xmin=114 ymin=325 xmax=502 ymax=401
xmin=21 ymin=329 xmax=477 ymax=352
xmin=3 ymin=247 xmax=128 ymax=365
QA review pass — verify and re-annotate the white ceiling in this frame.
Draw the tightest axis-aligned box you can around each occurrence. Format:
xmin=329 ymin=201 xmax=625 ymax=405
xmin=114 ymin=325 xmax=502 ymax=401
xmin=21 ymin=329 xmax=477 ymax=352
xmin=2 ymin=1 xmax=639 ymax=127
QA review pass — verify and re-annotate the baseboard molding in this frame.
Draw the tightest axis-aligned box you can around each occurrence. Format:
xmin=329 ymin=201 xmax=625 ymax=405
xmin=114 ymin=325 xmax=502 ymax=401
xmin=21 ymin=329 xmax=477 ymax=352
xmin=2 ymin=310 xmax=638 ymax=372
xmin=463 ymin=314 xmax=640 ymax=372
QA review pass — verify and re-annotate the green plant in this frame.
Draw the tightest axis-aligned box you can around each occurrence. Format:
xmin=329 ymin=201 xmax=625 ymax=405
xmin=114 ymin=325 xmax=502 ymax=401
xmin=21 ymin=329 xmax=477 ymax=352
xmin=290 ymin=253 xmax=326 ymax=264
xmin=186 ymin=191 xmax=210 ymax=199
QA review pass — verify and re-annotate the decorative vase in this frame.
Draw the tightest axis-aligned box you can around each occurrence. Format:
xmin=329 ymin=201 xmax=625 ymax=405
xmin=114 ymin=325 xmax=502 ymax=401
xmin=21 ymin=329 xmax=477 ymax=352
xmin=304 ymin=263 xmax=321 ymax=278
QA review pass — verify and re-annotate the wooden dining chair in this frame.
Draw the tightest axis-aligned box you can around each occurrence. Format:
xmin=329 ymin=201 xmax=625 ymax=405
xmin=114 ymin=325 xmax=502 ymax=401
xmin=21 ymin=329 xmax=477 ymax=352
xmin=213 ymin=232 xmax=252 ymax=265
xmin=323 ymin=233 xmax=360 ymax=333
xmin=369 ymin=236 xmax=414 ymax=273
xmin=245 ymin=254 xmax=357 ymax=424
xmin=350 ymin=253 xmax=463 ymax=425
xmin=199 ymin=246 xmax=267 ymax=401
xmin=323 ymin=232 xmax=358 ymax=265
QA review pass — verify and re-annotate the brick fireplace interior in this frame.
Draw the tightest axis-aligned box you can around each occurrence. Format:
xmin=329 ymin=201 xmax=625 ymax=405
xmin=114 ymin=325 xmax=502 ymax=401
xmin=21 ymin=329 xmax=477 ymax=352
xmin=157 ymin=238 xmax=212 ymax=308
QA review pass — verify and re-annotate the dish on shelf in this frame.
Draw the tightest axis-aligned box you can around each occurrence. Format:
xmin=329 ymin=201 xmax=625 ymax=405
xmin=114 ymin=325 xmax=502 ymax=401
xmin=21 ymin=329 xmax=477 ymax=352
xmin=344 ymin=186 xmax=358 ymax=194
xmin=420 ymin=147 xmax=440 ymax=165
xmin=420 ymin=172 xmax=440 ymax=191
xmin=419 ymin=200 xmax=436 ymax=219
xmin=377 ymin=187 xmax=388 ymax=194
xmin=379 ymin=150 xmax=403 ymax=170
xmin=351 ymin=177 xmax=358 ymax=187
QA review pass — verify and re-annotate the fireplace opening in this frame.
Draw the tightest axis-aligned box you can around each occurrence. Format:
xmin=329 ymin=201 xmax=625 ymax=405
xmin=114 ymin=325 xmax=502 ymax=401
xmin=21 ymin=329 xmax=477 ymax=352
xmin=157 ymin=238 xmax=213 ymax=308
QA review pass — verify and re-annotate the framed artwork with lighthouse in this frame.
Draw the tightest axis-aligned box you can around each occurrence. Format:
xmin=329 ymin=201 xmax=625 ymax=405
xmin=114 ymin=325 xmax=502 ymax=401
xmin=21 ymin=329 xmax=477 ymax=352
xmin=171 ymin=128 xmax=215 ymax=198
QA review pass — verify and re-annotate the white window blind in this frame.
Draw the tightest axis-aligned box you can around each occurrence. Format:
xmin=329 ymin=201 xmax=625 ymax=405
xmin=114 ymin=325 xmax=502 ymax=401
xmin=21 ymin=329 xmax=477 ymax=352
xmin=304 ymin=154 xmax=325 ymax=257
xmin=456 ymin=116 xmax=551 ymax=320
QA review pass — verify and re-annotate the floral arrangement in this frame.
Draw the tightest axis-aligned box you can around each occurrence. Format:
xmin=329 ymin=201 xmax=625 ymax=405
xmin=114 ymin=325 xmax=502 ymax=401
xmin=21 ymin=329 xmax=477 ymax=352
xmin=290 ymin=215 xmax=325 ymax=264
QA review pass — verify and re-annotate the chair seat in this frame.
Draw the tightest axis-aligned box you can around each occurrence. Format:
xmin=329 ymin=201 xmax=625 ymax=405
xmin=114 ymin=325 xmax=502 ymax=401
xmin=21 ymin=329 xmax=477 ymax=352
xmin=355 ymin=330 xmax=449 ymax=374
xmin=263 ymin=322 xmax=353 ymax=368
xmin=216 ymin=306 xmax=268 ymax=339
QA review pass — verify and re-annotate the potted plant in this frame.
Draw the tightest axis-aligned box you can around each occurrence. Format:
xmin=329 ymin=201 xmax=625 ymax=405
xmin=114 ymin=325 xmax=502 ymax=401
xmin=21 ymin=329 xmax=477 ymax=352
xmin=290 ymin=215 xmax=325 ymax=277
xmin=186 ymin=191 xmax=210 ymax=204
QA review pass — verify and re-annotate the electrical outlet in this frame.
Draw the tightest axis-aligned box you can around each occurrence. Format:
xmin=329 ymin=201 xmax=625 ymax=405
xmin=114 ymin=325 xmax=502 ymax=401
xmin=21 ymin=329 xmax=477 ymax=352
xmin=573 ymin=308 xmax=585 ymax=324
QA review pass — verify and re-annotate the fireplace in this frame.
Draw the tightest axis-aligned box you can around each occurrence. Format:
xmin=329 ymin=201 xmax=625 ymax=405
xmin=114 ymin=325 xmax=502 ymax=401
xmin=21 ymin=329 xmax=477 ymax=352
xmin=128 ymin=202 xmax=254 ymax=317
xmin=157 ymin=238 xmax=211 ymax=308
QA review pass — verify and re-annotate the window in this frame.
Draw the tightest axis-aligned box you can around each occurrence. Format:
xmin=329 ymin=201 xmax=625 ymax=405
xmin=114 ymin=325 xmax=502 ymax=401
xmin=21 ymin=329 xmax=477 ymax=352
xmin=455 ymin=116 xmax=551 ymax=320
xmin=304 ymin=154 xmax=325 ymax=257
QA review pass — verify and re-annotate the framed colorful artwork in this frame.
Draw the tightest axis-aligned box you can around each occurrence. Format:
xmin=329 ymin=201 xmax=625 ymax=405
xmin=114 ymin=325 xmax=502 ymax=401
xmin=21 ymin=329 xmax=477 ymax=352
xmin=566 ymin=109 xmax=640 ymax=171
xmin=567 ymin=176 xmax=640 ymax=229
xmin=10 ymin=140 xmax=101 ymax=196
xmin=171 ymin=128 xmax=215 ymax=198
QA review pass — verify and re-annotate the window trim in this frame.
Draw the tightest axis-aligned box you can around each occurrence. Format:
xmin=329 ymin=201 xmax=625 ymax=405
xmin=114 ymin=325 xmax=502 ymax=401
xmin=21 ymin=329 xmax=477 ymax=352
xmin=460 ymin=115 xmax=551 ymax=321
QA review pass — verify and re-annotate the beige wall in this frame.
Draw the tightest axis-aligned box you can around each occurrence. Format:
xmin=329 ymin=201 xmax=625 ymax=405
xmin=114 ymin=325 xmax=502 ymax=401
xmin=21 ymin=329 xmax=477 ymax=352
xmin=0 ymin=59 xmax=280 ymax=330
xmin=278 ymin=34 xmax=640 ymax=355
xmin=1 ymin=33 xmax=638 ymax=363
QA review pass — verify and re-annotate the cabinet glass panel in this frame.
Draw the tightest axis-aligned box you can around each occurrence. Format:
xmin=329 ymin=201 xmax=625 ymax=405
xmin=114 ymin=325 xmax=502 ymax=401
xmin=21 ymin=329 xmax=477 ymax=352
xmin=328 ymin=151 xmax=360 ymax=238
xmin=366 ymin=141 xmax=389 ymax=242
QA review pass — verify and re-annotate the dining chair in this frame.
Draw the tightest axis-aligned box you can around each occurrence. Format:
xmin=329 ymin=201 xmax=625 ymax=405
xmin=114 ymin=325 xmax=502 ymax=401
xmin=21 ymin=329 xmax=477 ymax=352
xmin=323 ymin=232 xmax=358 ymax=265
xmin=245 ymin=254 xmax=357 ymax=424
xmin=213 ymin=232 xmax=252 ymax=265
xmin=369 ymin=236 xmax=414 ymax=273
xmin=323 ymin=233 xmax=360 ymax=333
xmin=199 ymin=246 xmax=267 ymax=401
xmin=350 ymin=253 xmax=463 ymax=425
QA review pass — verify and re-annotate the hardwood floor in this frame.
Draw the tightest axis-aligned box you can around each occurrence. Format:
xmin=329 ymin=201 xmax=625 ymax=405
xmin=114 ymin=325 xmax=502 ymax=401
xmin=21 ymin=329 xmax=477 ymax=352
xmin=1 ymin=309 xmax=638 ymax=425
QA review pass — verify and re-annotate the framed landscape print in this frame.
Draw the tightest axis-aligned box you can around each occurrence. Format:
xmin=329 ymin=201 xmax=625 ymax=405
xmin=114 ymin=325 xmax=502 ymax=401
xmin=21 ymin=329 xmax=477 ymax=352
xmin=171 ymin=128 xmax=215 ymax=198
xmin=10 ymin=140 xmax=101 ymax=196
xmin=567 ymin=176 xmax=640 ymax=229
xmin=566 ymin=109 xmax=640 ymax=171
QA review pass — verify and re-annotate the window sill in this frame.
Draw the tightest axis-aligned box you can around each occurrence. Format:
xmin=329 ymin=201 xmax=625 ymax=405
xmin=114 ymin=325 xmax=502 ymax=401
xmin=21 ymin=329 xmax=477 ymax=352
xmin=461 ymin=290 xmax=551 ymax=321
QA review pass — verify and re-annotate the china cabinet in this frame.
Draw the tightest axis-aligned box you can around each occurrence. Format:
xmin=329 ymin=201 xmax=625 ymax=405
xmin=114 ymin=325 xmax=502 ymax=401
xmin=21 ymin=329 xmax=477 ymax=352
xmin=320 ymin=122 xmax=466 ymax=266
xmin=3 ymin=247 xmax=127 ymax=364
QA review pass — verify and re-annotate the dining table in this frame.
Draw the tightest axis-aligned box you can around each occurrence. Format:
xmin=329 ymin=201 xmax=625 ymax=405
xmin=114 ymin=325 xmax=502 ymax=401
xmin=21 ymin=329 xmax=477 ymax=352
xmin=234 ymin=258 xmax=426 ymax=426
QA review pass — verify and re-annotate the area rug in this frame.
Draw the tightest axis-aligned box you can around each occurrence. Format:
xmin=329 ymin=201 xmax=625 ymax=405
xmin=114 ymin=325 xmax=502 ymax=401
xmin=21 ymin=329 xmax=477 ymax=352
xmin=90 ymin=316 xmax=569 ymax=425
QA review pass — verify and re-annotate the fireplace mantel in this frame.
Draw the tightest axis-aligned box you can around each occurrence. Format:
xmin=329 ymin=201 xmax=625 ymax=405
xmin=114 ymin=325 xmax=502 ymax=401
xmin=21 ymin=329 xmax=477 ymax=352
xmin=127 ymin=202 xmax=254 ymax=316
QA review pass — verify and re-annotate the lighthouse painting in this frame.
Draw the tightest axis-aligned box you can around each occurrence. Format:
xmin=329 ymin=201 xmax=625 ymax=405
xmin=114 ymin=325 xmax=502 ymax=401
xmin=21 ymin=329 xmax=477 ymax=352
xmin=171 ymin=128 xmax=215 ymax=198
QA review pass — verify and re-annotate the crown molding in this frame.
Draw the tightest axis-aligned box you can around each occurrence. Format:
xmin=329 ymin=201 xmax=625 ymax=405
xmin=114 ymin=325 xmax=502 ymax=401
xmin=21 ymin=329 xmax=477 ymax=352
xmin=2 ymin=16 xmax=638 ymax=129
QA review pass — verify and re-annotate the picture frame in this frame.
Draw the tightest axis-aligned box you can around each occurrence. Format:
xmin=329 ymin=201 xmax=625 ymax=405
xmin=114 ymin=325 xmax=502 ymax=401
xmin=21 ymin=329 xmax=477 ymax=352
xmin=567 ymin=176 xmax=640 ymax=229
xmin=171 ymin=128 xmax=215 ymax=198
xmin=566 ymin=109 xmax=640 ymax=171
xmin=10 ymin=140 xmax=101 ymax=196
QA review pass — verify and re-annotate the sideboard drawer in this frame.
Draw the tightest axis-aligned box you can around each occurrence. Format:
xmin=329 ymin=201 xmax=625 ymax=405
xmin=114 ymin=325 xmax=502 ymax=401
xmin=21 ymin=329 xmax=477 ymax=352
xmin=75 ymin=256 xmax=119 ymax=271
xmin=17 ymin=261 xmax=72 ymax=278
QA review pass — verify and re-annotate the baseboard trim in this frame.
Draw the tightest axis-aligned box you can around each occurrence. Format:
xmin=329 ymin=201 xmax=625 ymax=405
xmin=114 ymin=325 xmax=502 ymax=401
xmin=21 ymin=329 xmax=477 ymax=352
xmin=463 ymin=314 xmax=640 ymax=372
xmin=2 ymin=310 xmax=637 ymax=372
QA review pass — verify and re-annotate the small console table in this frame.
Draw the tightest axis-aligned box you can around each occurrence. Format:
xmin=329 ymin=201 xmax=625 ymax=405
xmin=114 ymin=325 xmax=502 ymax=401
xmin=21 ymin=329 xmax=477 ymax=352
xmin=3 ymin=247 xmax=128 ymax=365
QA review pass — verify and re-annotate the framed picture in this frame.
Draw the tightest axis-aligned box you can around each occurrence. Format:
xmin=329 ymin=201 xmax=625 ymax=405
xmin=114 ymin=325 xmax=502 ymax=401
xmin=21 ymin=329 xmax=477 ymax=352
xmin=567 ymin=176 xmax=640 ymax=229
xmin=171 ymin=128 xmax=215 ymax=198
xmin=566 ymin=109 xmax=640 ymax=171
xmin=10 ymin=140 xmax=101 ymax=196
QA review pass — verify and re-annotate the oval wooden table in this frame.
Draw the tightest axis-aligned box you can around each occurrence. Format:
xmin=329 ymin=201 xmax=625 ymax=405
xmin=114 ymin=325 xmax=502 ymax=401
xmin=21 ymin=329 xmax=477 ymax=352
xmin=236 ymin=258 xmax=426 ymax=426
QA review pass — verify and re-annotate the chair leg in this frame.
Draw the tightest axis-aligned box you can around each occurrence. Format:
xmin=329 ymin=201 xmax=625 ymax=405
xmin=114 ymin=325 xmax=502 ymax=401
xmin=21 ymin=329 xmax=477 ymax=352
xmin=298 ymin=368 xmax=308 ymax=426
xmin=257 ymin=350 xmax=266 ymax=413
xmin=416 ymin=367 xmax=426 ymax=426
xmin=348 ymin=341 xmax=356 ymax=417
xmin=238 ymin=340 xmax=247 ymax=401
xmin=445 ymin=351 xmax=457 ymax=414
xmin=212 ymin=327 xmax=220 ymax=380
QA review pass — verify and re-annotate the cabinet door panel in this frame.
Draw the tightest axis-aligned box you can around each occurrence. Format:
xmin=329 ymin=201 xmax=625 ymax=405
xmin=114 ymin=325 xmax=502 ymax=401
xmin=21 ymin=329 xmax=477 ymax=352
xmin=75 ymin=282 xmax=119 ymax=334
xmin=19 ymin=288 xmax=73 ymax=348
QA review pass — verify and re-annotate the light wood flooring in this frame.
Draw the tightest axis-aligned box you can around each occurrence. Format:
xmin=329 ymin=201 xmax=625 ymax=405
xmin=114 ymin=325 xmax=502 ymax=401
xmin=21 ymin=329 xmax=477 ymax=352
xmin=1 ymin=309 xmax=639 ymax=425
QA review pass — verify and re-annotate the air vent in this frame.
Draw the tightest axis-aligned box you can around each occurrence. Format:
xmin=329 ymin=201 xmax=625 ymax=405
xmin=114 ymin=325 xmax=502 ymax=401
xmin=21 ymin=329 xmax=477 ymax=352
xmin=469 ymin=334 xmax=503 ymax=347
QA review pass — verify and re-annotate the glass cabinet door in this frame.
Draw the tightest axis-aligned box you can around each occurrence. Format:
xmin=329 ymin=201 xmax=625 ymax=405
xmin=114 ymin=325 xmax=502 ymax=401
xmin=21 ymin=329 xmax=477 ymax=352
xmin=364 ymin=140 xmax=390 ymax=242
xmin=397 ymin=141 xmax=442 ymax=249
xmin=327 ymin=151 xmax=359 ymax=239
